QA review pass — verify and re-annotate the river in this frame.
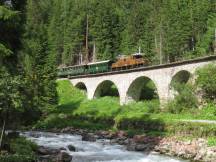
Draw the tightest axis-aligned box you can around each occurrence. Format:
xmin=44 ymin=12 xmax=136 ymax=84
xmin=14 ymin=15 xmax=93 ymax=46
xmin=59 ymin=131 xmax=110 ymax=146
xmin=21 ymin=131 xmax=189 ymax=162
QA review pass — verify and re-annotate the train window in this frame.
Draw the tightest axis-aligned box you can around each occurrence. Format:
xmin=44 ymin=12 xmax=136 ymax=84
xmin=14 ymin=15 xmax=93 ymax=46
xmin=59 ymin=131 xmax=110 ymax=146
xmin=134 ymin=55 xmax=142 ymax=59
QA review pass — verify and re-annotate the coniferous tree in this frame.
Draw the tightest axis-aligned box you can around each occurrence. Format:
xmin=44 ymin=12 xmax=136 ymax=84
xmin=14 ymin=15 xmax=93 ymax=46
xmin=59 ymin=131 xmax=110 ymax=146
xmin=0 ymin=3 xmax=25 ymax=150
xmin=21 ymin=0 xmax=57 ymax=113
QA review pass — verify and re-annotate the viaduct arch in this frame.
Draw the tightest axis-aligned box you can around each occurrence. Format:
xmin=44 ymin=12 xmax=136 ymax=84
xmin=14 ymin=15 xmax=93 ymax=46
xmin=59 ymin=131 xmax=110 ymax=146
xmin=69 ymin=56 xmax=216 ymax=107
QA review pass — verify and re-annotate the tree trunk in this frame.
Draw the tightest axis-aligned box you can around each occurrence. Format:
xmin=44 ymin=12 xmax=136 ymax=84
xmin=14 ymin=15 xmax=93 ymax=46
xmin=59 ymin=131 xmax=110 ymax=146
xmin=92 ymin=42 xmax=96 ymax=62
xmin=0 ymin=119 xmax=6 ymax=150
xmin=214 ymin=28 xmax=216 ymax=55
xmin=159 ymin=31 xmax=163 ymax=64
xmin=85 ymin=14 xmax=89 ymax=63
xmin=154 ymin=34 xmax=158 ymax=62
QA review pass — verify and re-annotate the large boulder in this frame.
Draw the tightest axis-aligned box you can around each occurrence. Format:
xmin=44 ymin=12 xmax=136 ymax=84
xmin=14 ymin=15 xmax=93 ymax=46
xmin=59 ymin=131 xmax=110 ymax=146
xmin=57 ymin=151 xmax=72 ymax=162
xmin=37 ymin=146 xmax=59 ymax=155
xmin=67 ymin=145 xmax=76 ymax=152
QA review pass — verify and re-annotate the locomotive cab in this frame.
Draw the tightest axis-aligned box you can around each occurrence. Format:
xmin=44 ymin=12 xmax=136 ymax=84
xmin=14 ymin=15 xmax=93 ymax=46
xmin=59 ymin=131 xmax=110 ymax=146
xmin=111 ymin=53 xmax=149 ymax=70
xmin=132 ymin=53 xmax=143 ymax=59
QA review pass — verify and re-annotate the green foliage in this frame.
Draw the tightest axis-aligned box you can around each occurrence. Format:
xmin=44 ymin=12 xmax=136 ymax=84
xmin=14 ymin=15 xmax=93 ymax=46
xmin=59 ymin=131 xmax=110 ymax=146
xmin=0 ymin=155 xmax=35 ymax=162
xmin=207 ymin=137 xmax=216 ymax=147
xmin=57 ymin=80 xmax=85 ymax=106
xmin=45 ymin=0 xmax=215 ymax=65
xmin=166 ymin=83 xmax=198 ymax=113
xmin=35 ymin=113 xmax=110 ymax=130
xmin=36 ymin=80 xmax=216 ymax=138
xmin=199 ymin=103 xmax=216 ymax=119
xmin=140 ymin=80 xmax=158 ymax=100
xmin=0 ymin=43 xmax=12 ymax=58
xmin=165 ymin=121 xmax=216 ymax=137
xmin=0 ymin=70 xmax=24 ymax=113
xmin=0 ymin=137 xmax=37 ymax=162
xmin=10 ymin=137 xmax=37 ymax=157
xmin=36 ymin=80 xmax=161 ymax=130
xmin=74 ymin=97 xmax=120 ymax=120
xmin=0 ymin=6 xmax=18 ymax=20
xmin=0 ymin=68 xmax=26 ymax=149
xmin=195 ymin=13 xmax=216 ymax=56
xmin=195 ymin=64 xmax=216 ymax=100
xmin=21 ymin=0 xmax=58 ymax=113
xmin=116 ymin=100 xmax=160 ymax=121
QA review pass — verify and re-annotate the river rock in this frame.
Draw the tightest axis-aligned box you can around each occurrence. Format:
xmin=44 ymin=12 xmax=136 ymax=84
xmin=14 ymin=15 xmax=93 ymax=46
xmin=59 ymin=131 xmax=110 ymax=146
xmin=37 ymin=146 xmax=59 ymax=155
xmin=61 ymin=127 xmax=75 ymax=133
xmin=133 ymin=135 xmax=146 ymax=143
xmin=135 ymin=143 xmax=152 ymax=151
xmin=96 ymin=130 xmax=109 ymax=138
xmin=126 ymin=141 xmax=136 ymax=151
xmin=82 ymin=133 xmax=96 ymax=142
xmin=135 ymin=144 xmax=148 ymax=151
xmin=67 ymin=145 xmax=76 ymax=151
xmin=57 ymin=151 xmax=72 ymax=162
xmin=60 ymin=147 xmax=67 ymax=151
xmin=110 ymin=139 xmax=118 ymax=144
xmin=116 ymin=131 xmax=127 ymax=138
xmin=38 ymin=155 xmax=54 ymax=162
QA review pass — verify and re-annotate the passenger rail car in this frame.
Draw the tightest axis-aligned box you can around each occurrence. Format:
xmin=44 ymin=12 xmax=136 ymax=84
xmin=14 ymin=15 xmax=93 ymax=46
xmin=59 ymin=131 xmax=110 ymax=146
xmin=57 ymin=54 xmax=149 ymax=78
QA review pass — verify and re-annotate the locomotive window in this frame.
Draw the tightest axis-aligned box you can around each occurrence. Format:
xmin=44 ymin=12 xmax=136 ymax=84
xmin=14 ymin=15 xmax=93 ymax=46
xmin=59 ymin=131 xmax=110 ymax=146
xmin=134 ymin=55 xmax=142 ymax=59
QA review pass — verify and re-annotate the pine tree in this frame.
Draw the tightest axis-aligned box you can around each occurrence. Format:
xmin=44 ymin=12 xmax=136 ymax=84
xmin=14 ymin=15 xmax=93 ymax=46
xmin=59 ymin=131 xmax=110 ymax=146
xmin=21 ymin=0 xmax=57 ymax=113
xmin=0 ymin=3 xmax=25 ymax=150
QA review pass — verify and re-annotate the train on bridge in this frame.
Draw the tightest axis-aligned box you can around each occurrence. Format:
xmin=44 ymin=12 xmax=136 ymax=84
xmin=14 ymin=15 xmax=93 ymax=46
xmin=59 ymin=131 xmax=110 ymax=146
xmin=57 ymin=53 xmax=149 ymax=77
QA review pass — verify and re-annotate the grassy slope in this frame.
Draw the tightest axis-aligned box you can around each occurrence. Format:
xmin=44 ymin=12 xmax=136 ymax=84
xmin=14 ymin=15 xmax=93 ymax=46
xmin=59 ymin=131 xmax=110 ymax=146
xmin=36 ymin=80 xmax=216 ymax=138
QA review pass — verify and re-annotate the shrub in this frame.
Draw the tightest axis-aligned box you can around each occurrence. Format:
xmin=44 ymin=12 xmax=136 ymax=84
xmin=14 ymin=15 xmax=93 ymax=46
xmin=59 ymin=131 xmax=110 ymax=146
xmin=195 ymin=64 xmax=216 ymax=101
xmin=0 ymin=137 xmax=37 ymax=162
xmin=198 ymin=103 xmax=216 ymax=120
xmin=0 ymin=155 xmax=36 ymax=162
xmin=10 ymin=137 xmax=37 ymax=157
xmin=166 ymin=83 xmax=198 ymax=113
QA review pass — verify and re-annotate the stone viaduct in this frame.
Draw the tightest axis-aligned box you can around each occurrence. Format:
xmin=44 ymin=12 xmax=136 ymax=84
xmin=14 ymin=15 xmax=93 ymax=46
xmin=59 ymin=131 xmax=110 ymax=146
xmin=68 ymin=56 xmax=216 ymax=106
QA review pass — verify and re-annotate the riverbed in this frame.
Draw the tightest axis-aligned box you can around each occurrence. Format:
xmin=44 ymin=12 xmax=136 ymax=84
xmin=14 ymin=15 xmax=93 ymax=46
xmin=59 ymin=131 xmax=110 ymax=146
xmin=21 ymin=131 xmax=188 ymax=162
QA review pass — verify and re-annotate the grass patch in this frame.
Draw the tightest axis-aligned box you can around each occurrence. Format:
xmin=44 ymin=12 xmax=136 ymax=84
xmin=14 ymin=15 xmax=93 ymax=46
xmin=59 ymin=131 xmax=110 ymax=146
xmin=73 ymin=96 xmax=120 ymax=120
xmin=35 ymin=80 xmax=216 ymax=138
xmin=207 ymin=137 xmax=216 ymax=146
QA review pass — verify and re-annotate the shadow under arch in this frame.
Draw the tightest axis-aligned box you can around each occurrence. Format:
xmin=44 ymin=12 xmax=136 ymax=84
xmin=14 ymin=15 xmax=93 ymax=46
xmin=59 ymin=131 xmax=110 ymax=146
xmin=94 ymin=80 xmax=120 ymax=99
xmin=75 ymin=82 xmax=87 ymax=92
xmin=126 ymin=76 xmax=159 ymax=103
xmin=170 ymin=70 xmax=192 ymax=91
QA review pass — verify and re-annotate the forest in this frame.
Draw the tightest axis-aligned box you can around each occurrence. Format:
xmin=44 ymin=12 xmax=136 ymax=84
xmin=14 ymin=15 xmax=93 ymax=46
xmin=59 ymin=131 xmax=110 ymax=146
xmin=0 ymin=0 xmax=216 ymax=161
xmin=47 ymin=0 xmax=216 ymax=65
